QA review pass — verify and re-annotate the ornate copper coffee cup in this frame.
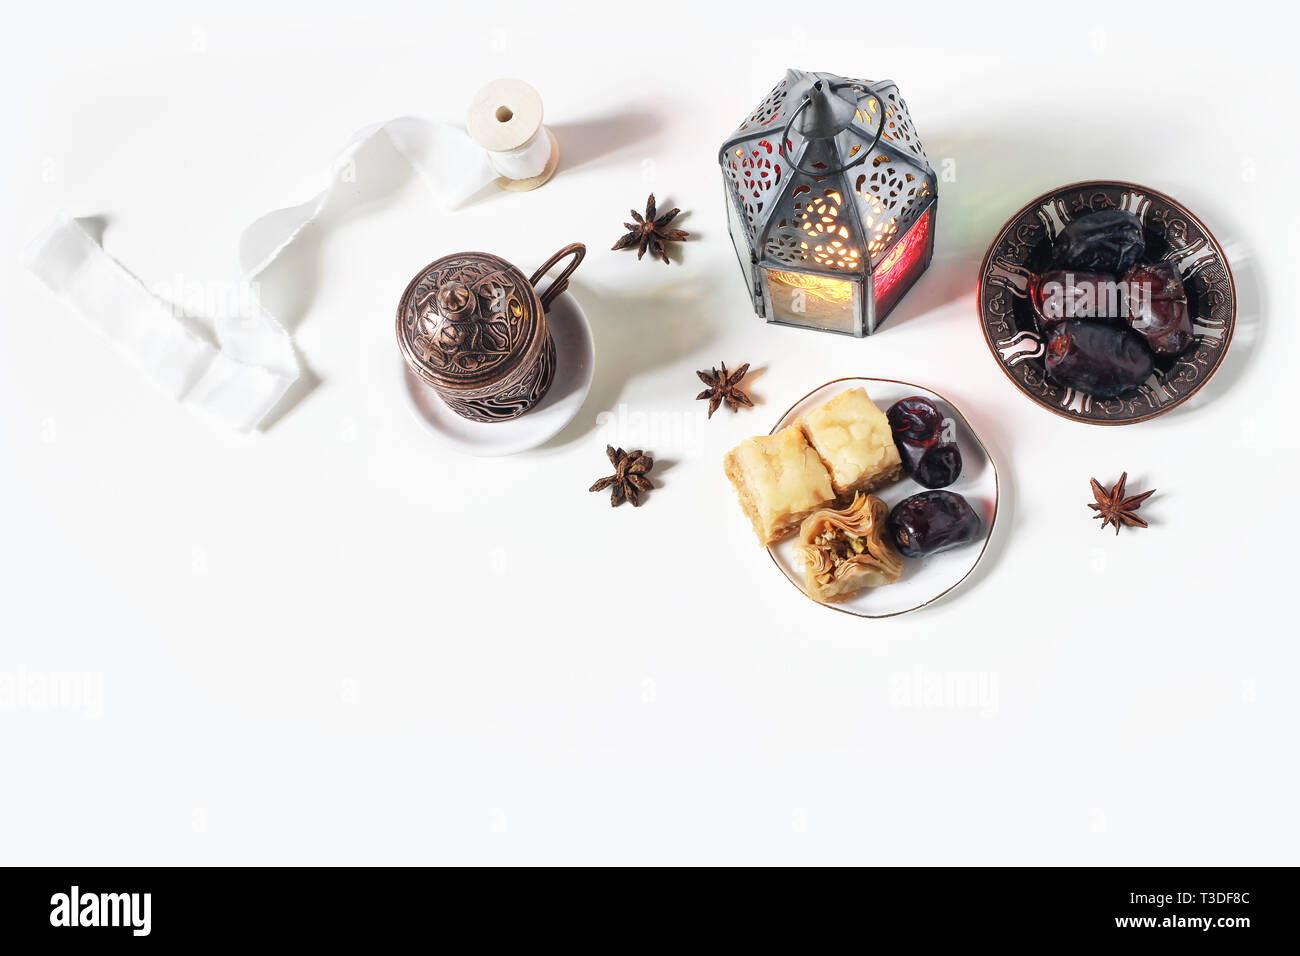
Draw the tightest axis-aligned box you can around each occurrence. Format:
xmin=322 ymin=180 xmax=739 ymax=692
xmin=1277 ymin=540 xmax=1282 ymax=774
xmin=396 ymin=243 xmax=585 ymax=422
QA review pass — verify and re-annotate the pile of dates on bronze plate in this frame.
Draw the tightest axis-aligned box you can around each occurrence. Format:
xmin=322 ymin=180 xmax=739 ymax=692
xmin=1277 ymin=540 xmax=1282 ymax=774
xmin=1025 ymin=209 xmax=1195 ymax=398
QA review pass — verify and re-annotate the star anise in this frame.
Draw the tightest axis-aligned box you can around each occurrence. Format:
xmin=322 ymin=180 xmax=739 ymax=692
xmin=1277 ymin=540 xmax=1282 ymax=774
xmin=1088 ymin=471 xmax=1155 ymax=534
xmin=696 ymin=362 xmax=753 ymax=418
xmin=589 ymin=445 xmax=654 ymax=507
xmin=611 ymin=194 xmax=688 ymax=264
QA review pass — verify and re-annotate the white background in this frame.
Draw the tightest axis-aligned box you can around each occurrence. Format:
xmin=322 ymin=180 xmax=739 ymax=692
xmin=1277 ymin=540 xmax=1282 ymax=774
xmin=2 ymin=0 xmax=1296 ymax=865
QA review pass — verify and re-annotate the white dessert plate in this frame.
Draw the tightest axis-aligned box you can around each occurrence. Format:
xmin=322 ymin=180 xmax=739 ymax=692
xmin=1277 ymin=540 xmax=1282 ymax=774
xmin=401 ymin=291 xmax=595 ymax=457
xmin=767 ymin=377 xmax=999 ymax=618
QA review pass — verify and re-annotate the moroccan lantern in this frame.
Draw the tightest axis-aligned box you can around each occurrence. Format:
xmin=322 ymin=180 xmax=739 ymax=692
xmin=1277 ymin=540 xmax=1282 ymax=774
xmin=720 ymin=69 xmax=938 ymax=336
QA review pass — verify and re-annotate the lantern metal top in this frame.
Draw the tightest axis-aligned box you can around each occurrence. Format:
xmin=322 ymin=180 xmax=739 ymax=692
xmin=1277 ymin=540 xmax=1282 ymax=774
xmin=720 ymin=69 xmax=936 ymax=277
xmin=795 ymin=79 xmax=859 ymax=140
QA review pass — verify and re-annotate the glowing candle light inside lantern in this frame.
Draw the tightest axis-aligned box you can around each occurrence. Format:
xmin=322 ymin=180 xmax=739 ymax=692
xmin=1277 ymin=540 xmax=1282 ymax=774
xmin=871 ymin=208 xmax=932 ymax=318
xmin=766 ymin=269 xmax=856 ymax=333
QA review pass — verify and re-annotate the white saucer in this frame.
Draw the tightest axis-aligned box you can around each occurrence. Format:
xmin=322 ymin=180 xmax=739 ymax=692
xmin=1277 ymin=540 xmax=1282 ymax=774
xmin=766 ymin=378 xmax=999 ymax=618
xmin=401 ymin=291 xmax=595 ymax=457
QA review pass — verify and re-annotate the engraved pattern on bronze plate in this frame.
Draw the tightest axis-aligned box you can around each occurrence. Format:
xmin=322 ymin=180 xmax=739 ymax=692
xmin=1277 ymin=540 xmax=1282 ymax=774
xmin=977 ymin=181 xmax=1236 ymax=425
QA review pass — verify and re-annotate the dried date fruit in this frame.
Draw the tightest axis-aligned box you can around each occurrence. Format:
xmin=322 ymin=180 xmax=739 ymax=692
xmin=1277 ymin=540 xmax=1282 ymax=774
xmin=1045 ymin=320 xmax=1154 ymax=397
xmin=912 ymin=445 xmax=962 ymax=489
xmin=1049 ymin=209 xmax=1145 ymax=275
xmin=1031 ymin=269 xmax=1123 ymax=328
xmin=888 ymin=491 xmax=981 ymax=558
xmin=1122 ymin=261 xmax=1194 ymax=356
xmin=886 ymin=396 xmax=943 ymax=446
xmin=886 ymin=397 xmax=963 ymax=489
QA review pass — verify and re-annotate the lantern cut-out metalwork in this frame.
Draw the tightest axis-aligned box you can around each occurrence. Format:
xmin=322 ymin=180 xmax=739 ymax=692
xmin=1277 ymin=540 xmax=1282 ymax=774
xmin=720 ymin=69 xmax=938 ymax=336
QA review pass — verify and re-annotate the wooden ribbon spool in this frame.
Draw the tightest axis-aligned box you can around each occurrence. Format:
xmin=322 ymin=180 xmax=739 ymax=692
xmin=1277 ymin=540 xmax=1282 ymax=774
xmin=465 ymin=78 xmax=560 ymax=192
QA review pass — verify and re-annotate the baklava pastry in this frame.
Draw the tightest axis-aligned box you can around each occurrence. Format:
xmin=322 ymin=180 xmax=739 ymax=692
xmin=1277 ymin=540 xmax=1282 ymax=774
xmin=725 ymin=425 xmax=836 ymax=547
xmin=798 ymin=387 xmax=903 ymax=498
xmin=795 ymin=494 xmax=903 ymax=603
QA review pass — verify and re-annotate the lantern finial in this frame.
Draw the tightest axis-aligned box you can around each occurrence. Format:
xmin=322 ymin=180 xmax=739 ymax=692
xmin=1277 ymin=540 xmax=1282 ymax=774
xmin=795 ymin=79 xmax=858 ymax=139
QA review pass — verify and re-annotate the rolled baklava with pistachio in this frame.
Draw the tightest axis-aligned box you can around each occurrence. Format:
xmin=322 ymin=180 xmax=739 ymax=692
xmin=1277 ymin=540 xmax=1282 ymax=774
xmin=794 ymin=493 xmax=903 ymax=603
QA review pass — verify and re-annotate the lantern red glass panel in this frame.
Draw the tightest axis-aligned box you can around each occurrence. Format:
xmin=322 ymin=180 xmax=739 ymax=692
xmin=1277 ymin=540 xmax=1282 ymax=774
xmin=720 ymin=69 xmax=938 ymax=336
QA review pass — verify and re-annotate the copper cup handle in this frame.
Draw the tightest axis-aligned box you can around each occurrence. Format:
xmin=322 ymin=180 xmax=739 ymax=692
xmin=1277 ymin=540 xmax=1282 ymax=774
xmin=529 ymin=243 xmax=586 ymax=311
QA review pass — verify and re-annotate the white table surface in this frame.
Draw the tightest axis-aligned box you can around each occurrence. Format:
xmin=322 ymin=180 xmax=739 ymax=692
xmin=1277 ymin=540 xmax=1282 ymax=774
xmin=2 ymin=0 xmax=1295 ymax=865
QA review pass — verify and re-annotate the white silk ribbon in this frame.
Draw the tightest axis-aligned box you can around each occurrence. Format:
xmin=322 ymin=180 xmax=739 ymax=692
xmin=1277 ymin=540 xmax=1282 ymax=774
xmin=23 ymin=117 xmax=500 ymax=432
xmin=485 ymin=129 xmax=553 ymax=181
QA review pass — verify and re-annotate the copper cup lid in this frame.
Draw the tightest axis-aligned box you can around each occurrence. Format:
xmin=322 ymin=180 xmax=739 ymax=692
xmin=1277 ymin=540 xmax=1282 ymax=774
xmin=397 ymin=251 xmax=546 ymax=391
xmin=397 ymin=245 xmax=585 ymax=393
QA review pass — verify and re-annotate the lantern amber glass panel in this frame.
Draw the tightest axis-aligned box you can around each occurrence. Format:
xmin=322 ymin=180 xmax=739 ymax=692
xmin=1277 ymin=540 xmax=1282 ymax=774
xmin=720 ymin=69 xmax=938 ymax=336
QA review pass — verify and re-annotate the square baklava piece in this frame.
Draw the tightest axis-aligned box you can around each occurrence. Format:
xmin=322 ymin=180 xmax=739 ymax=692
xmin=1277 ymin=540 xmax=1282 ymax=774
xmin=798 ymin=387 xmax=902 ymax=499
xmin=724 ymin=424 xmax=836 ymax=547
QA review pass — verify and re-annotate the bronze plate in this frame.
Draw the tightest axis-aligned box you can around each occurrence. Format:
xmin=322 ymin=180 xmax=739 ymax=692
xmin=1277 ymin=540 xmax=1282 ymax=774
xmin=976 ymin=180 xmax=1236 ymax=425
